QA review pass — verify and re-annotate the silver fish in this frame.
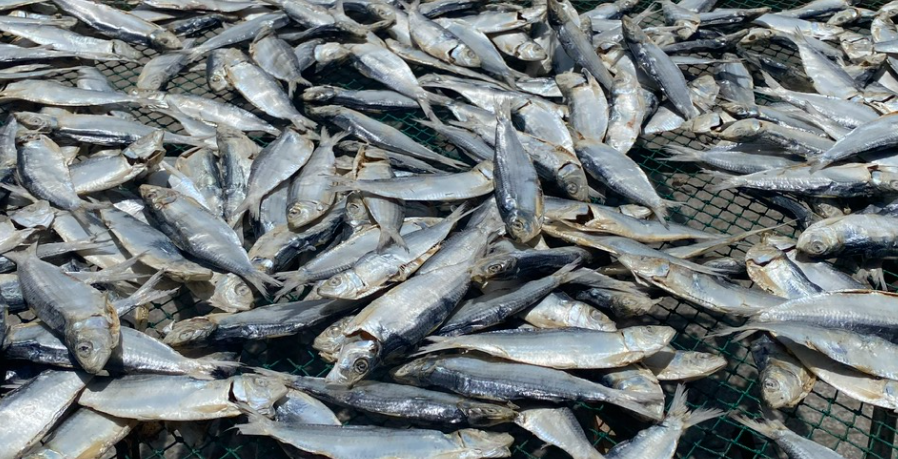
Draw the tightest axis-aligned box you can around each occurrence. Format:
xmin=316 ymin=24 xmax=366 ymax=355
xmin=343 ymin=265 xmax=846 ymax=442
xmin=286 ymin=128 xmax=344 ymax=229
xmin=0 ymin=369 xmax=91 ymax=459
xmin=515 ymin=408 xmax=604 ymax=459
xmin=494 ymin=102 xmax=544 ymax=243
xmin=51 ymin=0 xmax=182 ymax=49
xmin=733 ymin=413 xmax=847 ymax=459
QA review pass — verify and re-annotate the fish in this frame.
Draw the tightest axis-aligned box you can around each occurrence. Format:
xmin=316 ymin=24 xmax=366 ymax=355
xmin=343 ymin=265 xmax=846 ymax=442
xmin=0 ymin=369 xmax=92 ymax=459
xmin=7 ymin=244 xmax=121 ymax=374
xmin=51 ymin=0 xmax=182 ymax=49
xmin=236 ymin=412 xmax=514 ymax=459
xmin=417 ymin=326 xmax=676 ymax=370
xmin=493 ymin=101 xmax=544 ymax=243
xmin=279 ymin=374 xmax=517 ymax=426
xmin=286 ymin=129 xmax=344 ymax=229
xmin=515 ymin=408 xmax=604 ymax=459
xmin=79 ymin=374 xmax=287 ymax=421
xmin=751 ymin=335 xmax=816 ymax=409
xmin=140 ymin=185 xmax=281 ymax=294
xmin=604 ymin=385 xmax=722 ymax=459
xmin=21 ymin=407 xmax=135 ymax=459
xmin=392 ymin=353 xmax=662 ymax=419
xmin=732 ymin=413 xmax=847 ymax=459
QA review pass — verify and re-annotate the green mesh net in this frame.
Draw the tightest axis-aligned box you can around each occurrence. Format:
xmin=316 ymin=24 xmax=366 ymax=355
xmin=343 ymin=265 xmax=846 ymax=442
xmin=2 ymin=0 xmax=898 ymax=458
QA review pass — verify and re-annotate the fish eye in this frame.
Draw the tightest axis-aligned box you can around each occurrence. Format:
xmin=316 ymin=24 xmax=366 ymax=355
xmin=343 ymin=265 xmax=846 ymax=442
xmin=807 ymin=239 xmax=828 ymax=254
xmin=76 ymin=342 xmax=93 ymax=355
xmin=487 ymin=263 xmax=503 ymax=273
xmin=353 ymin=358 xmax=369 ymax=374
xmin=565 ymin=182 xmax=580 ymax=194
xmin=236 ymin=285 xmax=251 ymax=296
xmin=329 ymin=277 xmax=343 ymax=287
xmin=510 ymin=218 xmax=525 ymax=233
xmin=763 ymin=379 xmax=779 ymax=391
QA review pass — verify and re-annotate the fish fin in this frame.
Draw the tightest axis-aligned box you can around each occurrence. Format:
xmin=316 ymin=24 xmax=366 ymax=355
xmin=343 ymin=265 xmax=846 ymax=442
xmin=730 ymin=414 xmax=787 ymax=439
xmin=273 ymin=271 xmax=309 ymax=299
xmin=556 ymin=261 xmax=589 ymax=284
xmin=377 ymin=227 xmax=407 ymax=252
xmin=661 ymin=145 xmax=703 ymax=163
xmin=418 ymin=94 xmax=438 ymax=122
xmin=807 ymin=156 xmax=831 ymax=173
xmin=190 ymin=358 xmax=242 ymax=380
xmin=0 ymin=183 xmax=37 ymax=202
xmin=411 ymin=336 xmax=459 ymax=356
xmin=113 ymin=270 xmax=178 ymax=316
xmin=706 ymin=174 xmax=740 ymax=192
xmin=651 ymin=206 xmax=670 ymax=229
xmin=667 ymin=385 xmax=723 ymax=426
xmin=705 ymin=323 xmax=759 ymax=339
xmin=234 ymin=410 xmax=275 ymax=436
xmin=241 ymin=268 xmax=282 ymax=298
xmin=287 ymin=80 xmax=296 ymax=98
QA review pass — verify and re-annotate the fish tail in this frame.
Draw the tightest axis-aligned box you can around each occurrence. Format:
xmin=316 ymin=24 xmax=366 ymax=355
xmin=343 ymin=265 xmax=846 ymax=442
xmin=190 ymin=358 xmax=242 ymax=380
xmin=662 ymin=145 xmax=703 ymax=163
xmin=411 ymin=336 xmax=459 ymax=356
xmin=667 ymin=384 xmax=724 ymax=427
xmin=807 ymin=157 xmax=830 ymax=173
xmin=651 ymin=205 xmax=670 ymax=229
xmin=610 ymin=391 xmax=666 ymax=421
xmin=418 ymin=95 xmax=439 ymax=122
xmin=242 ymin=268 xmax=282 ymax=297
xmin=274 ymin=271 xmax=308 ymax=299
xmin=377 ymin=227 xmax=407 ymax=252
xmin=730 ymin=414 xmax=787 ymax=439
xmin=707 ymin=174 xmax=740 ymax=192
xmin=234 ymin=411 xmax=275 ymax=435
xmin=705 ymin=323 xmax=759 ymax=339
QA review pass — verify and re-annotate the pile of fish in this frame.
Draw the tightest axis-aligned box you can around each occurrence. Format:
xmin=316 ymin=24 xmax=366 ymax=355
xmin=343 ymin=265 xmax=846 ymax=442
xmin=3 ymin=0 xmax=898 ymax=457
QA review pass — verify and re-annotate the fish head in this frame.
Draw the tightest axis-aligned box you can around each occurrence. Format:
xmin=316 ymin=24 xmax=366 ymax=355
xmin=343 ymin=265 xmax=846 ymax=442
xmin=719 ymin=119 xmax=762 ymax=140
xmin=611 ymin=292 xmax=659 ymax=317
xmin=316 ymin=270 xmax=364 ymax=299
xmin=231 ymin=375 xmax=289 ymax=416
xmin=307 ymin=105 xmax=343 ymax=120
xmin=554 ymin=72 xmax=586 ymax=92
xmin=516 ymin=40 xmax=548 ymax=61
xmin=209 ymin=274 xmax=254 ymax=312
xmin=471 ymin=254 xmax=516 ymax=283
xmin=302 ymin=85 xmax=338 ymax=103
xmin=344 ymin=193 xmax=371 ymax=228
xmin=872 ymin=168 xmax=898 ymax=193
xmin=389 ymin=355 xmax=438 ymax=385
xmin=719 ymin=101 xmax=757 ymax=119
xmin=314 ymin=43 xmax=351 ymax=66
xmin=796 ymin=225 xmax=841 ymax=257
xmin=139 ymin=184 xmax=179 ymax=211
xmin=313 ymin=315 xmax=354 ymax=361
xmin=677 ymin=352 xmax=727 ymax=378
xmin=68 ymin=316 xmax=119 ymax=374
xmin=324 ymin=337 xmax=379 ymax=387
xmin=13 ymin=112 xmax=57 ymax=132
xmin=364 ymin=2 xmax=396 ymax=22
xmin=740 ymin=28 xmax=774 ymax=45
xmin=287 ymin=200 xmax=327 ymax=229
xmin=760 ymin=366 xmax=804 ymax=409
xmin=162 ymin=316 xmax=217 ymax=347
xmin=457 ymin=401 xmax=517 ymax=427
xmin=505 ymin=210 xmax=541 ymax=244
xmin=448 ymin=44 xmax=482 ymax=68
xmin=545 ymin=0 xmax=568 ymax=26
xmin=149 ymin=29 xmax=184 ymax=50
xmin=111 ymin=40 xmax=144 ymax=60
xmin=557 ymin=163 xmax=589 ymax=201
xmin=123 ymin=130 xmax=165 ymax=163
xmin=622 ymin=325 xmax=676 ymax=351
xmin=455 ymin=430 xmax=514 ymax=458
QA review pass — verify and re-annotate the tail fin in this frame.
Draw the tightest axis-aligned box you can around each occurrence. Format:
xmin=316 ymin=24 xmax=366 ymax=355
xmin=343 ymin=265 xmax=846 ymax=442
xmin=807 ymin=156 xmax=831 ymax=173
xmin=651 ymin=205 xmax=670 ymax=229
xmin=418 ymin=94 xmax=438 ymax=122
xmin=730 ymin=414 xmax=787 ymax=440
xmin=609 ymin=390 xmax=667 ymax=422
xmin=667 ymin=384 xmax=724 ymax=427
xmin=411 ymin=335 xmax=460 ymax=356
xmin=556 ymin=261 xmax=589 ymax=284
xmin=112 ymin=270 xmax=179 ymax=316
xmin=234 ymin=411 xmax=276 ymax=437
xmin=274 ymin=270 xmax=309 ymax=299
xmin=705 ymin=323 xmax=760 ymax=339
xmin=662 ymin=145 xmax=704 ymax=163
xmin=377 ymin=227 xmax=407 ymax=252
xmin=241 ymin=268 xmax=282 ymax=297
xmin=190 ymin=357 xmax=242 ymax=380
